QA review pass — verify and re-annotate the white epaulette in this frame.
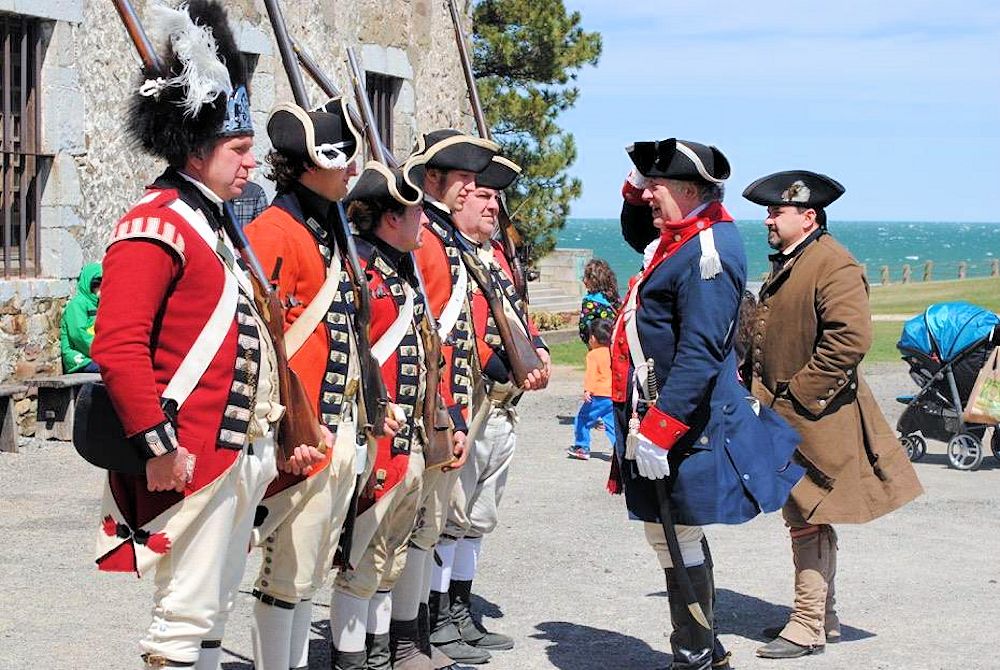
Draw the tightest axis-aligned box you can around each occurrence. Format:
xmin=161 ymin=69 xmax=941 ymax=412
xmin=107 ymin=192 xmax=187 ymax=264
xmin=698 ymin=227 xmax=721 ymax=280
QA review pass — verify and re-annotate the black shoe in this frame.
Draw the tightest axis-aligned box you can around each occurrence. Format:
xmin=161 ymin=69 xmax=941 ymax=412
xmin=331 ymin=646 xmax=368 ymax=670
xmin=389 ymin=618 xmax=433 ymax=670
xmin=449 ymin=580 xmax=514 ymax=651
xmin=428 ymin=590 xmax=491 ymax=665
xmin=762 ymin=625 xmax=840 ymax=644
xmin=756 ymin=636 xmax=824 ymax=659
xmin=366 ymin=632 xmax=391 ymax=670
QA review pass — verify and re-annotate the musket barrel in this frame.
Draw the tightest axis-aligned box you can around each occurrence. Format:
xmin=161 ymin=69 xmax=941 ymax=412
xmin=448 ymin=0 xmax=490 ymax=137
xmin=112 ymin=0 xmax=164 ymax=71
xmin=262 ymin=0 xmax=311 ymax=109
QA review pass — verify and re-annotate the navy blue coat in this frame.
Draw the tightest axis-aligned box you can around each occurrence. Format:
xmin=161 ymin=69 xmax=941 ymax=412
xmin=612 ymin=205 xmax=803 ymax=526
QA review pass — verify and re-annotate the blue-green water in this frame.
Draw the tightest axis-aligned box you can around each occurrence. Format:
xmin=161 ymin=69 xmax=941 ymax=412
xmin=557 ymin=219 xmax=1000 ymax=291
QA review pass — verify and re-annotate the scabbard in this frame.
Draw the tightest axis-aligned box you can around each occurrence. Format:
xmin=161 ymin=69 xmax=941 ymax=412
xmin=655 ymin=478 xmax=711 ymax=630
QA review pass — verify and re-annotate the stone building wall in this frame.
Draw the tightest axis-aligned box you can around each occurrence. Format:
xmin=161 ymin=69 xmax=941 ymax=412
xmin=0 ymin=0 xmax=476 ymax=387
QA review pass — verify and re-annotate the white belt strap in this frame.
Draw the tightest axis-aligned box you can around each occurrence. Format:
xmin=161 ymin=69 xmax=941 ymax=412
xmin=284 ymin=251 xmax=344 ymax=358
xmin=436 ymin=261 xmax=469 ymax=340
xmin=621 ymin=280 xmax=652 ymax=401
xmin=159 ymin=199 xmax=242 ymax=409
xmin=371 ymin=283 xmax=416 ymax=365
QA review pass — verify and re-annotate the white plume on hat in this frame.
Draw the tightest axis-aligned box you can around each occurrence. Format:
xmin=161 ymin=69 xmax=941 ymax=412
xmin=146 ymin=2 xmax=232 ymax=117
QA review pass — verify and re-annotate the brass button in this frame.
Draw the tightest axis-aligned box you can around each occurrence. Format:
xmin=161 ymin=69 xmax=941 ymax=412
xmin=659 ymin=420 xmax=667 ymax=428
xmin=837 ymin=379 xmax=845 ymax=386
xmin=818 ymin=399 xmax=826 ymax=407
xmin=673 ymin=234 xmax=682 ymax=242
xmin=827 ymin=389 xmax=834 ymax=396
xmin=699 ymin=436 xmax=709 ymax=444
xmin=261 ymin=580 xmax=269 ymax=587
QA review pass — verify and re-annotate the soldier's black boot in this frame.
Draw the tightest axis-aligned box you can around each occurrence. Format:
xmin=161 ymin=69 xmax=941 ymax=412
xmin=700 ymin=539 xmax=732 ymax=670
xmin=449 ymin=579 xmax=514 ymax=651
xmin=331 ymin=645 xmax=368 ymax=670
xmin=664 ymin=566 xmax=714 ymax=670
xmin=419 ymin=603 xmax=459 ymax=669
xmin=428 ymin=590 xmax=491 ymax=665
xmin=389 ymin=618 xmax=433 ymax=670
xmin=367 ymin=632 xmax=391 ymax=670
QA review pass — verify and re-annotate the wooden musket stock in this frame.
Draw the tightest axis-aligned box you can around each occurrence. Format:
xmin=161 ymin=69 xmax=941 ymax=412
xmin=345 ymin=48 xmax=456 ymax=471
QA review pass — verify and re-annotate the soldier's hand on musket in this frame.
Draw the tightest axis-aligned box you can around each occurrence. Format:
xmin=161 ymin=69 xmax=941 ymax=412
xmin=444 ymin=431 xmax=469 ymax=471
xmin=146 ymin=445 xmax=194 ymax=493
xmin=280 ymin=442 xmax=327 ymax=476
xmin=523 ymin=348 xmax=552 ymax=391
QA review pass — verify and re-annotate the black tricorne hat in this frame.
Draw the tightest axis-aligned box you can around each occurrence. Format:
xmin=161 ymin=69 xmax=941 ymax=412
xmin=267 ymin=97 xmax=362 ymax=170
xmin=344 ymin=158 xmax=424 ymax=209
xmin=477 ymin=156 xmax=521 ymax=191
xmin=626 ymin=138 xmax=730 ymax=184
xmin=126 ymin=0 xmax=253 ymax=166
xmin=411 ymin=129 xmax=499 ymax=178
xmin=742 ymin=170 xmax=845 ymax=210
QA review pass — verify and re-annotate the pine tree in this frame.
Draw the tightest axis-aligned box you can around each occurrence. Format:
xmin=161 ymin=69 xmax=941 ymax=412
xmin=471 ymin=0 xmax=602 ymax=264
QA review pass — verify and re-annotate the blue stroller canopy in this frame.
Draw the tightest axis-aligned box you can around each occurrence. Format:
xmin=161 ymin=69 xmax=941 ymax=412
xmin=897 ymin=302 xmax=1000 ymax=361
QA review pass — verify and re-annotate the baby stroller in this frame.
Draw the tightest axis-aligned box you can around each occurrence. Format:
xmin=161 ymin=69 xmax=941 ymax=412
xmin=896 ymin=302 xmax=1000 ymax=471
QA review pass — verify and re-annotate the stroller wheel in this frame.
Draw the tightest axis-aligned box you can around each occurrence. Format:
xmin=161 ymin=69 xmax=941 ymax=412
xmin=901 ymin=434 xmax=927 ymax=461
xmin=947 ymin=433 xmax=983 ymax=471
xmin=992 ymin=429 xmax=1000 ymax=466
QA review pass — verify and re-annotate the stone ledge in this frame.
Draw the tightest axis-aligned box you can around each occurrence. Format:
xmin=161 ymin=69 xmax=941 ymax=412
xmin=0 ymin=0 xmax=83 ymax=23
xmin=0 ymin=278 xmax=72 ymax=303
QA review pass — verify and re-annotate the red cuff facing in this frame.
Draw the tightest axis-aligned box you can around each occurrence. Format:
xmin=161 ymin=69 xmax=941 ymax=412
xmin=638 ymin=406 xmax=689 ymax=450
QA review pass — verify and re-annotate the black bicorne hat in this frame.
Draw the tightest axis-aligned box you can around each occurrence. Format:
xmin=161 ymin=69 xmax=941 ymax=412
xmin=626 ymin=138 xmax=730 ymax=183
xmin=267 ymin=97 xmax=362 ymax=170
xmin=126 ymin=0 xmax=253 ymax=166
xmin=409 ymin=129 xmax=499 ymax=186
xmin=477 ymin=156 xmax=521 ymax=191
xmin=344 ymin=158 xmax=424 ymax=208
xmin=742 ymin=170 xmax=845 ymax=210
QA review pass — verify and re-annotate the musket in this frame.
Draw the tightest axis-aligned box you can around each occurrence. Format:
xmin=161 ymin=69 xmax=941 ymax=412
xmin=447 ymin=0 xmax=529 ymax=300
xmin=111 ymin=0 xmax=323 ymax=460
xmin=261 ymin=0 xmax=390 ymax=568
xmin=261 ymin=0 xmax=387 ymax=440
xmin=644 ymin=360 xmax=711 ymax=631
xmin=345 ymin=47 xmax=457 ymax=471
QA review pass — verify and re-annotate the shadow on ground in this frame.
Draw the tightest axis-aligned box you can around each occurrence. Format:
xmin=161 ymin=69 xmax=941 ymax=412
xmin=647 ymin=587 xmax=875 ymax=645
xmin=533 ymin=621 xmax=671 ymax=670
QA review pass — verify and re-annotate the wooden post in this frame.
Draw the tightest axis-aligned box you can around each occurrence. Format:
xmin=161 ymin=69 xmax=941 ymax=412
xmin=901 ymin=264 xmax=911 ymax=284
xmin=880 ymin=265 xmax=890 ymax=285
xmin=958 ymin=261 xmax=967 ymax=280
xmin=992 ymin=259 xmax=999 ymax=277
xmin=923 ymin=260 xmax=933 ymax=282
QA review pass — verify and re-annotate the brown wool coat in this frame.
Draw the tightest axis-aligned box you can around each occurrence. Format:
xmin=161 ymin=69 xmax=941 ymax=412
xmin=745 ymin=233 xmax=923 ymax=525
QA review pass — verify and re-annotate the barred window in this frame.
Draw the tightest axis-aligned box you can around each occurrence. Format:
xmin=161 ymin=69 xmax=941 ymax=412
xmin=0 ymin=13 xmax=46 ymax=278
xmin=365 ymin=72 xmax=400 ymax=155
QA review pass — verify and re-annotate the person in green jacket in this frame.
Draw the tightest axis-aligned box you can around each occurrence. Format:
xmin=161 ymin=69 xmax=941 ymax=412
xmin=60 ymin=262 xmax=102 ymax=373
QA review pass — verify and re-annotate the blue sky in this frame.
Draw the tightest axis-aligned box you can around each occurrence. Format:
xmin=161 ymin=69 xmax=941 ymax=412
xmin=559 ymin=0 xmax=1000 ymax=222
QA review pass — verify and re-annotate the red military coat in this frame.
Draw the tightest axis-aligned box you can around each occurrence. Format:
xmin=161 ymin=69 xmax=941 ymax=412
xmin=413 ymin=219 xmax=476 ymax=432
xmin=355 ymin=236 xmax=429 ymax=513
xmin=244 ymin=192 xmax=346 ymax=501
xmin=91 ymin=170 xmax=260 ymax=575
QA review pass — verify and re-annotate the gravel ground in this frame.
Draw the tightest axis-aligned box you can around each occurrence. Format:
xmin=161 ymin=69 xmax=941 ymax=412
xmin=2 ymin=361 xmax=999 ymax=669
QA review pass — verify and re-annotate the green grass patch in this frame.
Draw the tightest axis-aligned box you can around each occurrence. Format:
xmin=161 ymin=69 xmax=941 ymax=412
xmin=548 ymin=338 xmax=588 ymax=369
xmin=871 ymin=277 xmax=1000 ymax=315
xmin=868 ymin=321 xmax=907 ymax=363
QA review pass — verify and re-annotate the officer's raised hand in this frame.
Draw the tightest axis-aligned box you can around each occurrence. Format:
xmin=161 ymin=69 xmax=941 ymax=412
xmin=634 ymin=434 xmax=671 ymax=479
